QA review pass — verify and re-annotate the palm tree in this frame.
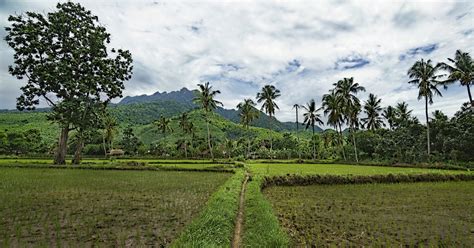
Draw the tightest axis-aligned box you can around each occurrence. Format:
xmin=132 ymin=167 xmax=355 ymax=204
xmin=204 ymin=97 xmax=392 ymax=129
xmin=237 ymin=99 xmax=260 ymax=158
xmin=382 ymin=105 xmax=396 ymax=130
xmin=256 ymin=85 xmax=281 ymax=152
xmin=334 ymin=77 xmax=366 ymax=109
xmin=334 ymin=77 xmax=365 ymax=162
xmin=292 ymin=103 xmax=301 ymax=159
xmin=439 ymin=50 xmax=474 ymax=106
xmin=155 ymin=115 xmax=173 ymax=134
xmin=223 ymin=138 xmax=234 ymax=159
xmin=395 ymin=102 xmax=413 ymax=126
xmin=408 ymin=59 xmax=444 ymax=157
xmin=178 ymin=112 xmax=191 ymax=158
xmin=347 ymin=103 xmax=362 ymax=162
xmin=322 ymin=91 xmax=346 ymax=160
xmin=302 ymin=99 xmax=324 ymax=159
xmin=193 ymin=82 xmax=223 ymax=159
xmin=362 ymin=93 xmax=385 ymax=130
xmin=186 ymin=122 xmax=196 ymax=157
xmin=102 ymin=113 xmax=117 ymax=157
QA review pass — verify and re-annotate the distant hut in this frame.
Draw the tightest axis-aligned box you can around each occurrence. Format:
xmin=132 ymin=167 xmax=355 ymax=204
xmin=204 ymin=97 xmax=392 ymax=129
xmin=108 ymin=149 xmax=125 ymax=157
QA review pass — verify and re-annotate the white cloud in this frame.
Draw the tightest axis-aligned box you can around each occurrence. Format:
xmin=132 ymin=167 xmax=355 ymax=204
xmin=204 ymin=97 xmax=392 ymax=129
xmin=0 ymin=0 xmax=472 ymax=126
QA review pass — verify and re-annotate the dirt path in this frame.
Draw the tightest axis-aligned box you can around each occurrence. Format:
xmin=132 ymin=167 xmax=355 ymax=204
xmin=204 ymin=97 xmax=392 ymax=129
xmin=232 ymin=172 xmax=249 ymax=248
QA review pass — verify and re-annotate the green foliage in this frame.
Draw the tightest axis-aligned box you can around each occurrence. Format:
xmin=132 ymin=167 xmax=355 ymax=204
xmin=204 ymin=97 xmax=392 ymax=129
xmin=0 ymin=128 xmax=47 ymax=155
xmin=120 ymin=126 xmax=142 ymax=155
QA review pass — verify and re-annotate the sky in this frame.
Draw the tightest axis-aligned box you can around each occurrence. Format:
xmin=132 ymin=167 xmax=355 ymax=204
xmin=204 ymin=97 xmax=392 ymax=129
xmin=0 ymin=0 xmax=473 ymax=126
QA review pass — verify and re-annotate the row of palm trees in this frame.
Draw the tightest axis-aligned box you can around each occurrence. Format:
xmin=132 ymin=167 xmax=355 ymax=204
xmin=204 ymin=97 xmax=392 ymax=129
xmin=176 ymin=50 xmax=472 ymax=160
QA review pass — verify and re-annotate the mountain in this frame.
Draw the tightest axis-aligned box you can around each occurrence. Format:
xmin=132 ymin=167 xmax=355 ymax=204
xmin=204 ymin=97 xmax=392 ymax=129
xmin=119 ymin=87 xmax=322 ymax=132
xmin=120 ymin=87 xmax=197 ymax=105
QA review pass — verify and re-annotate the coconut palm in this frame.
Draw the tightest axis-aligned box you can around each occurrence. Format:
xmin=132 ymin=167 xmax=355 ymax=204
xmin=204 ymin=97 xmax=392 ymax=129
xmin=223 ymin=138 xmax=234 ymax=159
xmin=237 ymin=98 xmax=260 ymax=158
xmin=292 ymin=103 xmax=301 ymax=158
xmin=155 ymin=115 xmax=173 ymax=134
xmin=382 ymin=105 xmax=396 ymax=130
xmin=102 ymin=112 xmax=117 ymax=157
xmin=256 ymin=85 xmax=281 ymax=152
xmin=347 ymin=103 xmax=362 ymax=162
xmin=395 ymin=102 xmax=413 ymax=126
xmin=334 ymin=77 xmax=366 ymax=110
xmin=322 ymin=91 xmax=346 ymax=160
xmin=439 ymin=50 xmax=474 ymax=106
xmin=407 ymin=59 xmax=444 ymax=157
xmin=178 ymin=112 xmax=191 ymax=158
xmin=362 ymin=93 xmax=384 ymax=130
xmin=302 ymin=99 xmax=324 ymax=159
xmin=334 ymin=77 xmax=365 ymax=162
xmin=193 ymin=82 xmax=223 ymax=159
xmin=186 ymin=122 xmax=196 ymax=157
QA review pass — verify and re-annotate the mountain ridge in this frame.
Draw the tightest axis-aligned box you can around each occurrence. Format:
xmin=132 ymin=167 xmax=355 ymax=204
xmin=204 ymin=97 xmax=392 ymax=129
xmin=119 ymin=87 xmax=322 ymax=132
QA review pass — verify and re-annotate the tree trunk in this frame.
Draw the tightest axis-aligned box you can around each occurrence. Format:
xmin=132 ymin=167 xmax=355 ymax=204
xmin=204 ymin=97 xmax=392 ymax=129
xmin=269 ymin=114 xmax=273 ymax=153
xmin=351 ymin=127 xmax=359 ymax=163
xmin=247 ymin=127 xmax=251 ymax=159
xmin=338 ymin=123 xmax=346 ymax=161
xmin=184 ymin=142 xmax=188 ymax=158
xmin=296 ymin=108 xmax=301 ymax=159
xmin=467 ymin=84 xmax=473 ymax=107
xmin=102 ymin=135 xmax=107 ymax=158
xmin=72 ymin=134 xmax=84 ymax=165
xmin=425 ymin=96 xmax=430 ymax=160
xmin=206 ymin=113 xmax=214 ymax=159
xmin=54 ymin=126 xmax=69 ymax=165
xmin=312 ymin=124 xmax=315 ymax=160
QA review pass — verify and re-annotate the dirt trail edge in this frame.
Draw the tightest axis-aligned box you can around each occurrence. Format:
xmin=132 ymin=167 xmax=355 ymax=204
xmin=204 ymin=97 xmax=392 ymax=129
xmin=231 ymin=172 xmax=249 ymax=248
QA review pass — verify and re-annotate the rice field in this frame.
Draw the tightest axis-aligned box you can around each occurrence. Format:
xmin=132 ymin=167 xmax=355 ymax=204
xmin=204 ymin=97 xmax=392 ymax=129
xmin=248 ymin=162 xmax=469 ymax=176
xmin=264 ymin=181 xmax=474 ymax=246
xmin=0 ymin=167 xmax=231 ymax=246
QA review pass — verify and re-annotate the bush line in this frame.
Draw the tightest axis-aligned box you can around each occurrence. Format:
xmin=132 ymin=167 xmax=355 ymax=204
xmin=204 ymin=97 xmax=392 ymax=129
xmin=172 ymin=170 xmax=245 ymax=247
xmin=253 ymin=159 xmax=471 ymax=171
xmin=261 ymin=173 xmax=474 ymax=188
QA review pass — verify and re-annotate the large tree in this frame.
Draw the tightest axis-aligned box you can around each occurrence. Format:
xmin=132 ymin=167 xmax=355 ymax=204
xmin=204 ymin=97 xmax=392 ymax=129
xmin=5 ymin=2 xmax=133 ymax=164
xmin=362 ymin=93 xmax=385 ymax=130
xmin=237 ymin=99 xmax=259 ymax=158
xmin=407 ymin=59 xmax=444 ymax=157
xmin=193 ymin=82 xmax=223 ymax=159
xmin=256 ymin=85 xmax=281 ymax=152
xmin=302 ymin=99 xmax=324 ymax=159
xmin=439 ymin=50 xmax=474 ymax=107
